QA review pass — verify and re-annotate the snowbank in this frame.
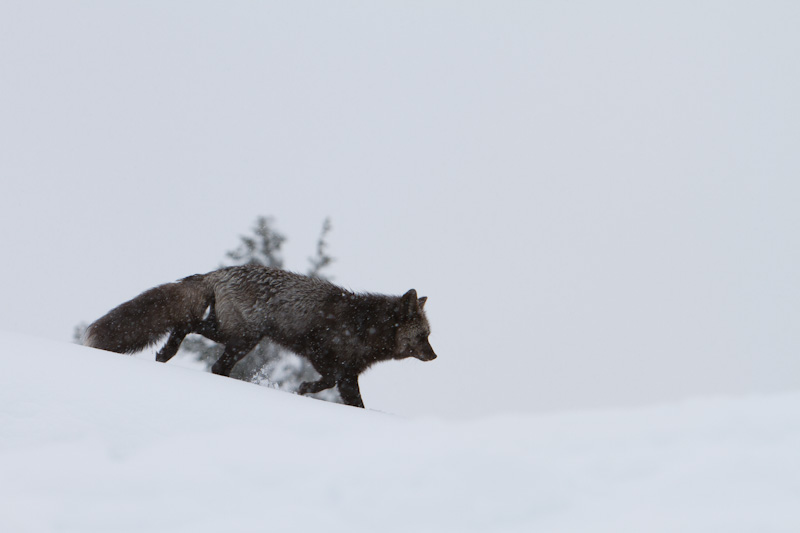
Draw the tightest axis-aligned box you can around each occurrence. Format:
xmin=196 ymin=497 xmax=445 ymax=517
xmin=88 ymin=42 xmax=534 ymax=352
xmin=1 ymin=331 xmax=798 ymax=532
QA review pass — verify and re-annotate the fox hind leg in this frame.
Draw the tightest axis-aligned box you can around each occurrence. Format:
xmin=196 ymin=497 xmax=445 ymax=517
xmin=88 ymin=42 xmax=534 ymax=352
xmin=211 ymin=339 xmax=259 ymax=377
xmin=156 ymin=298 xmax=222 ymax=364
xmin=194 ymin=301 xmax=225 ymax=344
xmin=297 ymin=374 xmax=336 ymax=395
xmin=155 ymin=330 xmax=187 ymax=363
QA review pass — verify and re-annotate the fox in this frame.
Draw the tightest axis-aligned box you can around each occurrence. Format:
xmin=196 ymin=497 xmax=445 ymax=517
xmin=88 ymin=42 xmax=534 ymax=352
xmin=84 ymin=265 xmax=436 ymax=408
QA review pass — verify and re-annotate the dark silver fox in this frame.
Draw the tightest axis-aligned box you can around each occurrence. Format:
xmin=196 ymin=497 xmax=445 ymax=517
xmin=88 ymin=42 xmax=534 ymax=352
xmin=84 ymin=265 xmax=436 ymax=407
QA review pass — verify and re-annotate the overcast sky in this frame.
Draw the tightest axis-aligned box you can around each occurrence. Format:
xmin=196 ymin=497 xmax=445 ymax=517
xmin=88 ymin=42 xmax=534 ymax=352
xmin=1 ymin=1 xmax=798 ymax=418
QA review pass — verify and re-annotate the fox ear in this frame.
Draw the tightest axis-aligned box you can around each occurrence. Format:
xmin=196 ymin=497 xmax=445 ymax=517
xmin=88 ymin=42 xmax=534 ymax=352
xmin=401 ymin=289 xmax=419 ymax=317
xmin=418 ymin=296 xmax=427 ymax=309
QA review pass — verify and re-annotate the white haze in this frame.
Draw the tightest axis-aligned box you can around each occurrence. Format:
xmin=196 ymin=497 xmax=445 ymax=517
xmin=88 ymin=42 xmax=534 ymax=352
xmin=0 ymin=2 xmax=798 ymax=418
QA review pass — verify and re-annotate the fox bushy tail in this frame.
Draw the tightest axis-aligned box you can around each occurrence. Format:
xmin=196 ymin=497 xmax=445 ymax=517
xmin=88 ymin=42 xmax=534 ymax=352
xmin=84 ymin=275 xmax=214 ymax=354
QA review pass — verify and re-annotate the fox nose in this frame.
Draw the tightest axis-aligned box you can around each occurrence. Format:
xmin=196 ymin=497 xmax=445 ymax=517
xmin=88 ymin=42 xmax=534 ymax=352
xmin=420 ymin=348 xmax=437 ymax=361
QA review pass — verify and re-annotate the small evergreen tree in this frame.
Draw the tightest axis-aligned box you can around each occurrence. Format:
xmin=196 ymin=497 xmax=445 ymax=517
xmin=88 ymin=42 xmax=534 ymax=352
xmin=225 ymin=216 xmax=286 ymax=268
xmin=307 ymin=217 xmax=333 ymax=279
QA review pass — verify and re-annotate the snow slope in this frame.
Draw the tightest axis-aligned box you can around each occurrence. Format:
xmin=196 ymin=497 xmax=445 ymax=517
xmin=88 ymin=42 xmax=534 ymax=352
xmin=1 ymin=332 xmax=798 ymax=532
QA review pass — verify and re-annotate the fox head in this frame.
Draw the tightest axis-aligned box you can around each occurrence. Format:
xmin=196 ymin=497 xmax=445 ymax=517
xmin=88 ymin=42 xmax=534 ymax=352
xmin=395 ymin=289 xmax=437 ymax=362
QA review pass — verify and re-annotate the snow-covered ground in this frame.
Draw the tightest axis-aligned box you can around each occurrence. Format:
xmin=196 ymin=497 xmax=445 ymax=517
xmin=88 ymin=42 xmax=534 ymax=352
xmin=1 ymin=331 xmax=798 ymax=532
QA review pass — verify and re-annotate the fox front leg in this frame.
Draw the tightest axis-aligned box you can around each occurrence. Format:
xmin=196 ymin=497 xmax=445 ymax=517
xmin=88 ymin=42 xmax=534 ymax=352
xmin=337 ymin=374 xmax=365 ymax=408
